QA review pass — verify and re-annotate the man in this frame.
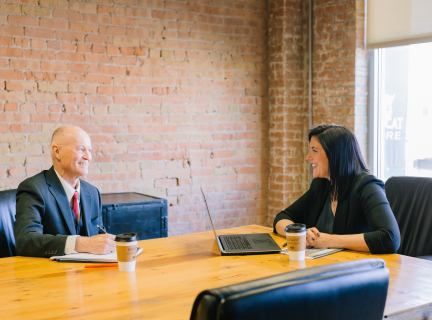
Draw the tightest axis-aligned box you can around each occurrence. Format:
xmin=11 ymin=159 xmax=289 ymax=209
xmin=14 ymin=125 xmax=116 ymax=257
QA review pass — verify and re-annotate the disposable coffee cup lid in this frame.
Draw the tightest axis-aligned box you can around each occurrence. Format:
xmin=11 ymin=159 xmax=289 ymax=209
xmin=115 ymin=232 xmax=138 ymax=242
xmin=285 ymin=223 xmax=306 ymax=233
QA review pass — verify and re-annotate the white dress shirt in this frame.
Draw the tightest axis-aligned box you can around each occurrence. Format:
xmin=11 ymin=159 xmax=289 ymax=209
xmin=54 ymin=168 xmax=81 ymax=254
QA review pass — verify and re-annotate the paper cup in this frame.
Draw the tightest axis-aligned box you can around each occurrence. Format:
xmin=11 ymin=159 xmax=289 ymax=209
xmin=115 ymin=233 xmax=138 ymax=272
xmin=285 ymin=224 xmax=307 ymax=261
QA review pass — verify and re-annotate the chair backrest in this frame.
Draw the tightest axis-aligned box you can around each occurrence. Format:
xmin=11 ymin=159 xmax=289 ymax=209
xmin=0 ymin=189 xmax=18 ymax=258
xmin=385 ymin=176 xmax=432 ymax=257
xmin=190 ymin=258 xmax=389 ymax=320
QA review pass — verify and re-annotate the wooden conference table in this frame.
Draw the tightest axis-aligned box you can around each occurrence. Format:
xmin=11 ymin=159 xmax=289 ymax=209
xmin=1 ymin=225 xmax=432 ymax=320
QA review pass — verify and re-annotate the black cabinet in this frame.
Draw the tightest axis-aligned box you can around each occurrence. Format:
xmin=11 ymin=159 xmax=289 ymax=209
xmin=101 ymin=192 xmax=167 ymax=240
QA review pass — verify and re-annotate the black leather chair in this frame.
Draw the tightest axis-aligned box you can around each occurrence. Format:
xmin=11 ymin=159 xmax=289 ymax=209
xmin=385 ymin=176 xmax=432 ymax=260
xmin=0 ymin=189 xmax=18 ymax=258
xmin=190 ymin=259 xmax=389 ymax=320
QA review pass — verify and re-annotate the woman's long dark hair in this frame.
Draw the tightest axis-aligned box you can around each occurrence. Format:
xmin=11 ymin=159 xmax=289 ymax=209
xmin=308 ymin=124 xmax=369 ymax=202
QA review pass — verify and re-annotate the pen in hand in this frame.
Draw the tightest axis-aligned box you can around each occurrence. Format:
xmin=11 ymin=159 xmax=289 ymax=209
xmin=97 ymin=225 xmax=108 ymax=234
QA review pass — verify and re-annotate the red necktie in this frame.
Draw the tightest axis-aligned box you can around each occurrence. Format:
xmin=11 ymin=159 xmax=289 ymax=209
xmin=72 ymin=191 xmax=79 ymax=221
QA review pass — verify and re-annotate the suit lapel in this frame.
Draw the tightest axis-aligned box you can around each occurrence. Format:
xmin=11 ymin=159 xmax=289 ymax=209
xmin=46 ymin=166 xmax=76 ymax=235
xmin=80 ymin=180 xmax=92 ymax=237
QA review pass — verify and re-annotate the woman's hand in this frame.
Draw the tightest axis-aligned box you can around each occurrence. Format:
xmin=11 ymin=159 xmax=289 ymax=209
xmin=306 ymin=227 xmax=331 ymax=248
xmin=306 ymin=228 xmax=370 ymax=251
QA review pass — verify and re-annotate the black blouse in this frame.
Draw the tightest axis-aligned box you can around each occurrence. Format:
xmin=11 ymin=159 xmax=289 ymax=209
xmin=273 ymin=172 xmax=401 ymax=254
xmin=315 ymin=198 xmax=334 ymax=234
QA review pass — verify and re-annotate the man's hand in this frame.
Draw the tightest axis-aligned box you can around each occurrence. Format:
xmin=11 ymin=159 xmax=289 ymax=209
xmin=75 ymin=234 xmax=116 ymax=254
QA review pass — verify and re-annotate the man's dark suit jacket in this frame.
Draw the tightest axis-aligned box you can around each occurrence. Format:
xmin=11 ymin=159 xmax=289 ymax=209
xmin=14 ymin=166 xmax=104 ymax=257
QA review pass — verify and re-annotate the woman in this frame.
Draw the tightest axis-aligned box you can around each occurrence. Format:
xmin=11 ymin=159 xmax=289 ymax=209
xmin=274 ymin=124 xmax=400 ymax=254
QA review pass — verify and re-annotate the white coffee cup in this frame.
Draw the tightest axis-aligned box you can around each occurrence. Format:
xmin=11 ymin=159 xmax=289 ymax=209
xmin=115 ymin=233 xmax=138 ymax=272
xmin=285 ymin=224 xmax=307 ymax=261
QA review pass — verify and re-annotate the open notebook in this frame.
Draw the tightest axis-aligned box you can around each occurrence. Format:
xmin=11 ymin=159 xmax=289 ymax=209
xmin=50 ymin=247 xmax=143 ymax=263
xmin=281 ymin=247 xmax=344 ymax=259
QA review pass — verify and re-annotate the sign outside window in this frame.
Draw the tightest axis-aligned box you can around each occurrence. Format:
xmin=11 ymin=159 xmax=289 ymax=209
xmin=375 ymin=42 xmax=432 ymax=181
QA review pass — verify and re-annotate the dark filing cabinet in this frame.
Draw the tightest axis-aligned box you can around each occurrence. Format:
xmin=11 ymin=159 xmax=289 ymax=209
xmin=100 ymin=192 xmax=168 ymax=240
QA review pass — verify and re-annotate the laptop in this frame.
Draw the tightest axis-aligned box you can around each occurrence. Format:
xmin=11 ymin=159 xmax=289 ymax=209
xmin=200 ymin=187 xmax=281 ymax=256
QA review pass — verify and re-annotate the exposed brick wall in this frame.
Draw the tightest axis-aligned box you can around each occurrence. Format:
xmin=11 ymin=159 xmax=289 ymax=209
xmin=0 ymin=0 xmax=368 ymax=235
xmin=267 ymin=0 xmax=310 ymax=224
xmin=0 ymin=0 xmax=269 ymax=236
xmin=267 ymin=0 xmax=368 ymax=221
xmin=312 ymin=0 xmax=368 ymax=158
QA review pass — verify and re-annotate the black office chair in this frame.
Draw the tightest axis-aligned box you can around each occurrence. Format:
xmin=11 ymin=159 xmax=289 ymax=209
xmin=190 ymin=259 xmax=389 ymax=320
xmin=0 ymin=189 xmax=18 ymax=258
xmin=385 ymin=176 xmax=432 ymax=260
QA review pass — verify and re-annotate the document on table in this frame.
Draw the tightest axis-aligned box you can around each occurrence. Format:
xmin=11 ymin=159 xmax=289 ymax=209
xmin=50 ymin=247 xmax=143 ymax=263
xmin=281 ymin=248 xmax=344 ymax=259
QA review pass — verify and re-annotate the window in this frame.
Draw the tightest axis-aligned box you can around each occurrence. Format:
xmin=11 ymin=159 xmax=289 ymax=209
xmin=370 ymin=42 xmax=432 ymax=181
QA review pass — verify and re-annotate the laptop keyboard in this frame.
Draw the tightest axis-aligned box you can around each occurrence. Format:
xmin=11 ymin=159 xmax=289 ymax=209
xmin=224 ymin=236 xmax=252 ymax=250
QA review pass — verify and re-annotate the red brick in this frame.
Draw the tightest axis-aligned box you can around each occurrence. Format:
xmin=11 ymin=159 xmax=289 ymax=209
xmin=98 ymin=5 xmax=124 ymax=15
xmin=25 ymin=28 xmax=55 ymax=39
xmin=41 ymin=61 xmax=70 ymax=72
xmin=155 ymin=179 xmax=177 ymax=188
xmin=40 ymin=18 xmax=68 ymax=30
xmin=61 ymin=114 xmax=90 ymax=124
xmin=87 ymin=96 xmax=111 ymax=105
xmin=0 ymin=123 xmax=8 ymax=133
xmin=85 ymin=75 xmax=112 ymax=85
xmin=83 ymin=14 xmax=110 ymax=25
xmin=87 ymin=173 xmax=114 ymax=182
xmin=70 ymin=22 xmax=98 ymax=33
xmin=0 ymin=47 xmax=23 ymax=58
xmin=4 ymin=102 xmax=18 ymax=111
xmin=105 ymin=46 xmax=118 ymax=55
xmin=8 ymin=165 xmax=25 ymax=176
xmin=55 ymin=52 xmax=83 ymax=62
xmin=113 ymin=96 xmax=140 ymax=105
xmin=125 ymin=7 xmax=150 ymax=17
xmin=47 ymin=41 xmax=61 ymax=50
xmin=30 ymin=113 xmax=61 ymax=123
xmin=10 ymin=124 xmax=41 ymax=133
xmin=112 ymin=16 xmax=137 ymax=26
xmin=7 ymin=15 xmax=38 ymax=26
xmin=56 ymin=73 xmax=84 ymax=82
xmin=71 ymin=63 xmax=98 ymax=74
xmin=112 ymin=56 xmax=137 ymax=65
xmin=153 ymin=125 xmax=177 ymax=133
xmin=10 ymin=59 xmax=40 ymax=70
xmin=1 ymin=70 xmax=23 ymax=80
xmin=0 ymin=36 xmax=13 ymax=46
xmin=57 ymin=93 xmax=85 ymax=103
xmin=6 ymin=81 xmax=37 ymax=91
xmin=98 ymin=86 xmax=124 ymax=95
xmin=99 ymin=25 xmax=124 ymax=36
xmin=99 ymin=65 xmax=125 ymax=75
xmin=211 ymin=150 xmax=235 ymax=158
xmin=56 ymin=30 xmax=85 ymax=42
xmin=121 ymin=48 xmax=138 ymax=57
xmin=128 ymin=125 xmax=152 ymax=134
xmin=26 ymin=166 xmax=41 ymax=176
xmin=0 ymin=25 xmax=23 ymax=37
xmin=25 ymin=92 xmax=56 ymax=102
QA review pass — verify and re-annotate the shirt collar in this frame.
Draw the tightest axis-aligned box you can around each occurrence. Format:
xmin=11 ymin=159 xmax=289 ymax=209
xmin=54 ymin=168 xmax=80 ymax=202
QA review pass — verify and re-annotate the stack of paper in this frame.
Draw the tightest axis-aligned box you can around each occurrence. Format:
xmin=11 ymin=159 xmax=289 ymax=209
xmin=281 ymin=248 xmax=344 ymax=259
xmin=50 ymin=248 xmax=143 ymax=263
